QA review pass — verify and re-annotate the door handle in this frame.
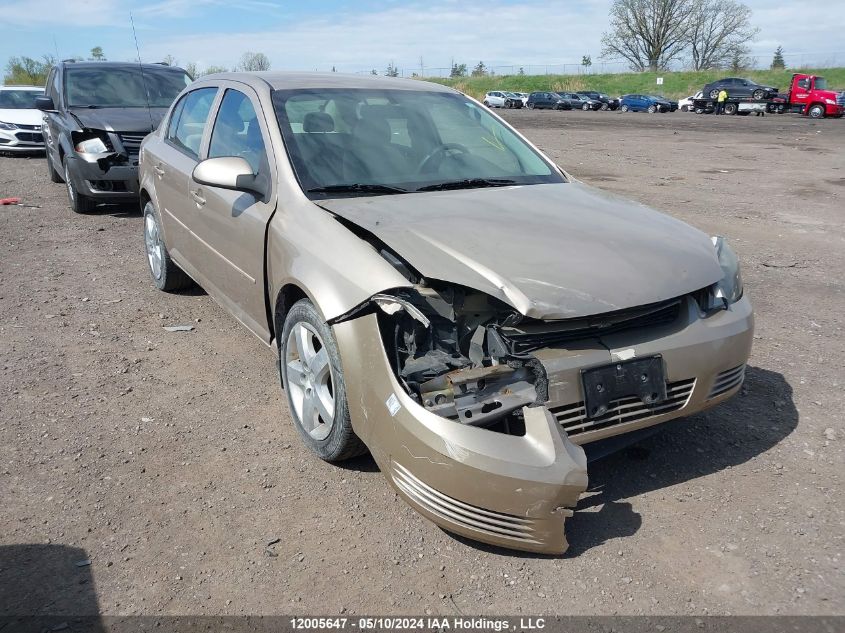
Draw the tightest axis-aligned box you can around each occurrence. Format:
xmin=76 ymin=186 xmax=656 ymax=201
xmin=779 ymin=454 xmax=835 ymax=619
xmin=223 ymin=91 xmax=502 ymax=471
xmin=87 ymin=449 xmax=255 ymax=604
xmin=153 ymin=164 xmax=165 ymax=177
xmin=190 ymin=189 xmax=206 ymax=206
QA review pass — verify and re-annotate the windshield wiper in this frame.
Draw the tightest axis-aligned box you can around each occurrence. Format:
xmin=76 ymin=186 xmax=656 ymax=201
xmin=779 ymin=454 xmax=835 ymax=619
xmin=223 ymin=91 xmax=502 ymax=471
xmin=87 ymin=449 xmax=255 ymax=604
xmin=416 ymin=178 xmax=516 ymax=192
xmin=307 ymin=183 xmax=408 ymax=195
xmin=69 ymin=105 xmax=105 ymax=109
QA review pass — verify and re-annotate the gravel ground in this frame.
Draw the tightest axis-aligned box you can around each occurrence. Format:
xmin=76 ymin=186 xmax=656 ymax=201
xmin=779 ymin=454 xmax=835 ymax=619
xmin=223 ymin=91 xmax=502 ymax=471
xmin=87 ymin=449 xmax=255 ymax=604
xmin=0 ymin=110 xmax=842 ymax=617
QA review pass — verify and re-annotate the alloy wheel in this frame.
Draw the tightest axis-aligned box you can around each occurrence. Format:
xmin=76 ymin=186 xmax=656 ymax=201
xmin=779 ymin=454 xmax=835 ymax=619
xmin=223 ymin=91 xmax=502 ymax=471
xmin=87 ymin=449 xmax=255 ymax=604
xmin=144 ymin=212 xmax=163 ymax=280
xmin=285 ymin=322 xmax=336 ymax=441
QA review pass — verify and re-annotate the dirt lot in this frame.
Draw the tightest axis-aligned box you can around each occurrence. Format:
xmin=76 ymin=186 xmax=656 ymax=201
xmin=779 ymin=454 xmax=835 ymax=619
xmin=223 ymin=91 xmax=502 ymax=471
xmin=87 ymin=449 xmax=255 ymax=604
xmin=1 ymin=111 xmax=843 ymax=617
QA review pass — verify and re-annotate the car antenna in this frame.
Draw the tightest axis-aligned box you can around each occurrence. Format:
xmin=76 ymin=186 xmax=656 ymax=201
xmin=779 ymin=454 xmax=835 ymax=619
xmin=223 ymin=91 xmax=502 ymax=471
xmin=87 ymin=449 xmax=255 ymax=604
xmin=130 ymin=11 xmax=155 ymax=132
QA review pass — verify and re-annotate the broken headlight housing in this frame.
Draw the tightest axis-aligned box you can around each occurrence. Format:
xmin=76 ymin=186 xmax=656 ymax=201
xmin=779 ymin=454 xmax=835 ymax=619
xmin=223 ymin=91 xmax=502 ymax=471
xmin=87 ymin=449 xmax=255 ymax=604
xmin=709 ymin=236 xmax=743 ymax=308
xmin=74 ymin=136 xmax=109 ymax=155
xmin=368 ymin=284 xmax=546 ymax=432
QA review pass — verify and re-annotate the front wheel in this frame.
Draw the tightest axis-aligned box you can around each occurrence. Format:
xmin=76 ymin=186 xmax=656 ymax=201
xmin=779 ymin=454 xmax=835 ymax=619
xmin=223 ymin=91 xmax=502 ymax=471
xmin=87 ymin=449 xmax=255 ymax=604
xmin=63 ymin=159 xmax=95 ymax=213
xmin=143 ymin=201 xmax=193 ymax=291
xmin=709 ymin=89 xmax=720 ymax=99
xmin=46 ymin=150 xmax=62 ymax=183
xmin=621 ymin=104 xmax=629 ymax=112
xmin=601 ymin=103 xmax=609 ymax=111
xmin=281 ymin=299 xmax=366 ymax=462
xmin=752 ymin=89 xmax=765 ymax=101
xmin=807 ymin=104 xmax=825 ymax=119
xmin=724 ymin=103 xmax=738 ymax=115
xmin=681 ymin=105 xmax=689 ymax=112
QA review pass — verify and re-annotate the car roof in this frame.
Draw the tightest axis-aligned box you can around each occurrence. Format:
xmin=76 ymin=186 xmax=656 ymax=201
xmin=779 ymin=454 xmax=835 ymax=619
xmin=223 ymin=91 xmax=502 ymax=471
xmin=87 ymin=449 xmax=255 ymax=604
xmin=0 ymin=85 xmax=43 ymax=91
xmin=59 ymin=61 xmax=187 ymax=72
xmin=196 ymin=71 xmax=456 ymax=93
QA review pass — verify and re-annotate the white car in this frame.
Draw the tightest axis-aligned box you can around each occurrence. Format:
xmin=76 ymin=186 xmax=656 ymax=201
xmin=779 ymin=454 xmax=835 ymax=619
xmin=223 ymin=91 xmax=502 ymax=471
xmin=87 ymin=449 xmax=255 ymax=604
xmin=679 ymin=91 xmax=703 ymax=112
xmin=0 ymin=85 xmax=45 ymax=152
xmin=483 ymin=91 xmax=508 ymax=108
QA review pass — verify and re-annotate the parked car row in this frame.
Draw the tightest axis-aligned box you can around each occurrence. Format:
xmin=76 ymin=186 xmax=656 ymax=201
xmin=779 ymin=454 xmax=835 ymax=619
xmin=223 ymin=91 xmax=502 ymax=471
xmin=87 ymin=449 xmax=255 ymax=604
xmin=485 ymin=89 xmax=680 ymax=114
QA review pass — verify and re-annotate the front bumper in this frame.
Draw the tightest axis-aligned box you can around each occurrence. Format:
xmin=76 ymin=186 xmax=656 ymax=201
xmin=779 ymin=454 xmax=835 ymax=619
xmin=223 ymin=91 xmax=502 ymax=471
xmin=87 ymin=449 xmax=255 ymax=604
xmin=65 ymin=154 xmax=139 ymax=199
xmin=0 ymin=127 xmax=44 ymax=151
xmin=333 ymin=295 xmax=753 ymax=554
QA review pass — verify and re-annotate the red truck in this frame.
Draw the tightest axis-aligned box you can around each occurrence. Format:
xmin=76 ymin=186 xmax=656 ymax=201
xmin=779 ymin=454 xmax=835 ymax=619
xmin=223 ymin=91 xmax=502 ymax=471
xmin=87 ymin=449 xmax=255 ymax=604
xmin=692 ymin=73 xmax=845 ymax=118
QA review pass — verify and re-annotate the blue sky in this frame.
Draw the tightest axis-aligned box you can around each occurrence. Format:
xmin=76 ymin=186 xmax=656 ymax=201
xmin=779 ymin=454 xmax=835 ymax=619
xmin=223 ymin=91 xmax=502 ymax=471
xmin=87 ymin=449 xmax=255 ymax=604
xmin=1 ymin=0 xmax=843 ymax=76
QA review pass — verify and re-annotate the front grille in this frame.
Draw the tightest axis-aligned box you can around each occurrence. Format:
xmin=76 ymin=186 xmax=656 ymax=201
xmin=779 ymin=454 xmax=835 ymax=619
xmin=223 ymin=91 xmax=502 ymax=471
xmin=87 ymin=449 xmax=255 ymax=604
xmin=14 ymin=132 xmax=43 ymax=143
xmin=499 ymin=298 xmax=682 ymax=354
xmin=16 ymin=123 xmax=41 ymax=131
xmin=551 ymin=378 xmax=696 ymax=437
xmin=391 ymin=462 xmax=540 ymax=544
xmin=708 ymin=364 xmax=745 ymax=399
xmin=836 ymin=92 xmax=845 ymax=107
xmin=117 ymin=132 xmax=146 ymax=159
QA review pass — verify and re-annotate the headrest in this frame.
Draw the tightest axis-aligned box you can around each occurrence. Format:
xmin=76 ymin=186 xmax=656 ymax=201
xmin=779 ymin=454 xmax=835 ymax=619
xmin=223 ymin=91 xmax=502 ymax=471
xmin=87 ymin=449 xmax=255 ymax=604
xmin=303 ymin=111 xmax=334 ymax=133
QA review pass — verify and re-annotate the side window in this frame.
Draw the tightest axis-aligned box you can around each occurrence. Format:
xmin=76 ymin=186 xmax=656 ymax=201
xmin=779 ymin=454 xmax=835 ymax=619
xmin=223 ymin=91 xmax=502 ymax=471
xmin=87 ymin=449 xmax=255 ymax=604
xmin=47 ymin=68 xmax=61 ymax=105
xmin=169 ymin=87 xmax=217 ymax=159
xmin=797 ymin=78 xmax=810 ymax=90
xmin=208 ymin=89 xmax=267 ymax=174
xmin=166 ymin=96 xmax=187 ymax=140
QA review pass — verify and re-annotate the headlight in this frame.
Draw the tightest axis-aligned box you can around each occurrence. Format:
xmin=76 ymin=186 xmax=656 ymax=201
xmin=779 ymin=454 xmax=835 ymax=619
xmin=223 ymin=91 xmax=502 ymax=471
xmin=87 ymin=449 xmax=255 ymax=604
xmin=710 ymin=236 xmax=743 ymax=306
xmin=0 ymin=121 xmax=18 ymax=130
xmin=825 ymin=98 xmax=835 ymax=105
xmin=74 ymin=137 xmax=108 ymax=154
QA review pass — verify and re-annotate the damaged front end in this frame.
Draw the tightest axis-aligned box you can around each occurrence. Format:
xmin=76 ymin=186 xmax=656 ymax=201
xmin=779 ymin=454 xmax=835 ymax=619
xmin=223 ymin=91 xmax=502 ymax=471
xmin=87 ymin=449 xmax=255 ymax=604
xmin=333 ymin=281 xmax=550 ymax=435
xmin=329 ymin=280 xmax=589 ymax=554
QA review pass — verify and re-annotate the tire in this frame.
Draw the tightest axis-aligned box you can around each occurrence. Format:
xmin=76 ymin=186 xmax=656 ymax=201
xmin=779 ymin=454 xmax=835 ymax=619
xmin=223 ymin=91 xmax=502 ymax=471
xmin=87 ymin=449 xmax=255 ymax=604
xmin=681 ymin=105 xmax=689 ymax=112
xmin=582 ymin=103 xmax=590 ymax=111
xmin=709 ymin=89 xmax=719 ymax=99
xmin=752 ymin=89 xmax=765 ymax=101
xmin=807 ymin=104 xmax=825 ymax=119
xmin=280 ymin=299 xmax=366 ymax=462
xmin=527 ymin=102 xmax=534 ymax=109
xmin=724 ymin=103 xmax=737 ymax=115
xmin=483 ymin=101 xmax=490 ymax=108
xmin=621 ymin=104 xmax=629 ymax=112
xmin=63 ymin=159 xmax=95 ymax=213
xmin=695 ymin=108 xmax=704 ymax=114
xmin=143 ymin=200 xmax=193 ymax=291
xmin=601 ymin=103 xmax=609 ymax=111
xmin=647 ymin=104 xmax=657 ymax=113
xmin=46 ymin=150 xmax=62 ymax=183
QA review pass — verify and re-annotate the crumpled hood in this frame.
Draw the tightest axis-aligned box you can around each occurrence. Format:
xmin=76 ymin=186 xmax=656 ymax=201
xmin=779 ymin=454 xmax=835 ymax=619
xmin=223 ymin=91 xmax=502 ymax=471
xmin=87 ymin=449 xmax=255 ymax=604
xmin=68 ymin=107 xmax=168 ymax=133
xmin=318 ymin=182 xmax=725 ymax=320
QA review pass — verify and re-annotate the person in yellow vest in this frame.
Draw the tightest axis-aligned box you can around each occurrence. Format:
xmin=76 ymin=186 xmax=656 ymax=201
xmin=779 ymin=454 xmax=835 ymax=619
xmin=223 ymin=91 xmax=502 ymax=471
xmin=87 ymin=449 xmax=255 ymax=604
xmin=716 ymin=88 xmax=728 ymax=115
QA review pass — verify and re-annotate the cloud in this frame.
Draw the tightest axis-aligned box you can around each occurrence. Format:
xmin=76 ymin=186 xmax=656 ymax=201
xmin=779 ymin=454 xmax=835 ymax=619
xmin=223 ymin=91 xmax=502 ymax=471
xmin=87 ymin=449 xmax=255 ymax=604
xmin=144 ymin=0 xmax=617 ymax=73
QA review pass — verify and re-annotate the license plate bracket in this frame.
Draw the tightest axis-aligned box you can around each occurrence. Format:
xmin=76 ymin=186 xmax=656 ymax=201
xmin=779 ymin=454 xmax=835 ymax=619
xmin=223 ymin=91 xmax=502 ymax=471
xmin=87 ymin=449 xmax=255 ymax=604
xmin=581 ymin=356 xmax=667 ymax=420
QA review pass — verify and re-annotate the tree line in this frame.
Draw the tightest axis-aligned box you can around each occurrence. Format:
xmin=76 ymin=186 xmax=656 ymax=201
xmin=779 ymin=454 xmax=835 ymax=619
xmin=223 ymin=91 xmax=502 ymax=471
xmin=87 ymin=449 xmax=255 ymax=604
xmin=3 ymin=48 xmax=272 ymax=85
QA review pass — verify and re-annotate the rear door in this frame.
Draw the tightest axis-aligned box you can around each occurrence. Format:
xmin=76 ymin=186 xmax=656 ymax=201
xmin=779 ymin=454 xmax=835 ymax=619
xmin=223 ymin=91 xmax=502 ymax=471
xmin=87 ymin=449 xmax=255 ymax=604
xmin=185 ymin=82 xmax=278 ymax=341
xmin=152 ymin=86 xmax=219 ymax=266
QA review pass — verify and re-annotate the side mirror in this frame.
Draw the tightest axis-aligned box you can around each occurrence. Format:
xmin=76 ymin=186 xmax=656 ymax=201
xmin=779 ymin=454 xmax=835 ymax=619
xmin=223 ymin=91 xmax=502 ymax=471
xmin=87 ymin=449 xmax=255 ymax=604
xmin=35 ymin=96 xmax=55 ymax=112
xmin=192 ymin=156 xmax=264 ymax=196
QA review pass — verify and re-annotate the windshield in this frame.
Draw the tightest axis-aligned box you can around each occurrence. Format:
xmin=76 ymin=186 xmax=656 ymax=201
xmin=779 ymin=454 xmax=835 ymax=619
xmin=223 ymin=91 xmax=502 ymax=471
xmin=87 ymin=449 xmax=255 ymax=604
xmin=0 ymin=89 xmax=41 ymax=109
xmin=814 ymin=77 xmax=828 ymax=90
xmin=272 ymin=88 xmax=563 ymax=196
xmin=65 ymin=66 xmax=191 ymax=108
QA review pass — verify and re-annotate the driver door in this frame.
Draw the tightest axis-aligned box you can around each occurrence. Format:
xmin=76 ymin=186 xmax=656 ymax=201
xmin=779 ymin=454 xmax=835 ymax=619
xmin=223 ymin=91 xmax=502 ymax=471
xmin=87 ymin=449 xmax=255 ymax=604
xmin=186 ymin=83 xmax=278 ymax=342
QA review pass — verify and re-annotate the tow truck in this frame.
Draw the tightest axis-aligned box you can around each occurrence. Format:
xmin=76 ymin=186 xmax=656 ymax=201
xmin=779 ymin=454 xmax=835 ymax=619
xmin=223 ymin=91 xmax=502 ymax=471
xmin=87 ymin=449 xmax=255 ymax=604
xmin=692 ymin=73 xmax=845 ymax=118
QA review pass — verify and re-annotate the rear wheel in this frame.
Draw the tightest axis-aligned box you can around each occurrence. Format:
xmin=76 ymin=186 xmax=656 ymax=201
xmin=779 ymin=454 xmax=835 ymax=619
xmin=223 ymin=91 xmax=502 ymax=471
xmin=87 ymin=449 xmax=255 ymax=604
xmin=281 ymin=299 xmax=366 ymax=462
xmin=647 ymin=104 xmax=657 ymax=113
xmin=724 ymin=103 xmax=738 ymax=115
xmin=681 ymin=105 xmax=689 ymax=112
xmin=63 ymin=159 xmax=95 ymax=213
xmin=582 ymin=103 xmax=590 ymax=111
xmin=709 ymin=89 xmax=720 ymax=99
xmin=752 ymin=89 xmax=765 ymax=100
xmin=143 ymin=201 xmax=193 ymax=291
xmin=621 ymin=104 xmax=629 ymax=112
xmin=807 ymin=104 xmax=825 ymax=119
xmin=601 ymin=103 xmax=608 ymax=111
xmin=527 ymin=102 xmax=534 ymax=109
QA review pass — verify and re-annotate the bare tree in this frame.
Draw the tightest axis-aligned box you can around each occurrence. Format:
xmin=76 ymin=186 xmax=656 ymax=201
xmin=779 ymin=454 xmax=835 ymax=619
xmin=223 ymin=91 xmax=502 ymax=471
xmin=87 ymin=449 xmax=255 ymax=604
xmin=601 ymin=0 xmax=692 ymax=71
xmin=686 ymin=0 xmax=758 ymax=70
xmin=238 ymin=52 xmax=271 ymax=71
xmin=184 ymin=62 xmax=198 ymax=79
xmin=161 ymin=54 xmax=178 ymax=67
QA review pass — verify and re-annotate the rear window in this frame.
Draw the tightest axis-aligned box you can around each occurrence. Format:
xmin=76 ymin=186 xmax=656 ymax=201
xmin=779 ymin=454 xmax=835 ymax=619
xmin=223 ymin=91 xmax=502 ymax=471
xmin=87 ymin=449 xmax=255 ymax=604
xmin=65 ymin=66 xmax=191 ymax=108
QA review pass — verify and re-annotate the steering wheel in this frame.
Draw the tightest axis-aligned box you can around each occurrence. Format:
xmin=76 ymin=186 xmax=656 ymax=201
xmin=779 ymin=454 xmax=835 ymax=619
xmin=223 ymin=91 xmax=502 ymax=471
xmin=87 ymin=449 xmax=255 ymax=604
xmin=418 ymin=143 xmax=470 ymax=174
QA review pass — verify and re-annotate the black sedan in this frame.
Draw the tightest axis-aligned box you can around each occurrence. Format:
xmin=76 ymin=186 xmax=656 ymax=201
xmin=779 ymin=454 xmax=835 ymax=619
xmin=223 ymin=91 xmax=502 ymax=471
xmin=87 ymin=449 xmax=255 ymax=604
xmin=556 ymin=92 xmax=603 ymax=111
xmin=576 ymin=91 xmax=620 ymax=110
xmin=526 ymin=92 xmax=572 ymax=110
xmin=702 ymin=78 xmax=779 ymax=101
